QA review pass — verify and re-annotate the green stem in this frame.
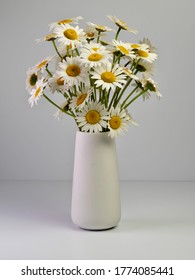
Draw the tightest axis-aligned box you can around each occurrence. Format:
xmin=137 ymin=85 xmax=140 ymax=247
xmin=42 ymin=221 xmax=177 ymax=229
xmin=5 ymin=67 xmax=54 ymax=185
xmin=121 ymin=85 xmax=139 ymax=108
xmin=123 ymin=89 xmax=147 ymax=109
xmin=132 ymin=58 xmax=141 ymax=72
xmin=108 ymin=90 xmax=118 ymax=111
xmin=93 ymin=85 xmax=97 ymax=101
xmin=115 ymin=77 xmax=132 ymax=106
xmin=115 ymin=27 xmax=122 ymax=40
xmin=75 ymin=48 xmax=80 ymax=56
xmin=43 ymin=93 xmax=74 ymax=117
xmin=97 ymin=31 xmax=101 ymax=43
xmin=99 ymin=88 xmax=102 ymax=102
xmin=103 ymin=90 xmax=108 ymax=108
xmin=46 ymin=68 xmax=52 ymax=77
xmin=124 ymin=60 xmax=131 ymax=68
xmin=52 ymin=40 xmax=63 ymax=59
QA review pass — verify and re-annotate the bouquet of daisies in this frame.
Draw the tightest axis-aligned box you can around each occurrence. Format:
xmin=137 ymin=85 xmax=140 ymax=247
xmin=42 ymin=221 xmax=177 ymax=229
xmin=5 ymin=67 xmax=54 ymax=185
xmin=26 ymin=15 xmax=161 ymax=138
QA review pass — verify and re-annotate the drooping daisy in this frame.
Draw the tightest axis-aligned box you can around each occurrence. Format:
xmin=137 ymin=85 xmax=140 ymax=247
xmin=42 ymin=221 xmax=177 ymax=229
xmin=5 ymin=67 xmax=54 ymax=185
xmin=108 ymin=106 xmax=131 ymax=138
xmin=69 ymin=87 xmax=92 ymax=111
xmin=53 ymin=99 xmax=68 ymax=120
xmin=107 ymin=15 xmax=137 ymax=34
xmin=28 ymin=79 xmax=47 ymax=107
xmin=48 ymin=73 xmax=68 ymax=94
xmin=91 ymin=62 xmax=127 ymax=91
xmin=140 ymin=73 xmax=162 ymax=99
xmin=80 ymin=46 xmax=112 ymax=67
xmin=57 ymin=57 xmax=88 ymax=88
xmin=112 ymin=40 xmax=135 ymax=59
xmin=54 ymin=24 xmax=86 ymax=49
xmin=35 ymin=56 xmax=54 ymax=72
xmin=87 ymin=22 xmax=113 ymax=32
xmin=135 ymin=60 xmax=155 ymax=75
xmin=26 ymin=67 xmax=42 ymax=92
xmin=36 ymin=33 xmax=57 ymax=43
xmin=49 ymin=16 xmax=83 ymax=30
xmin=76 ymin=101 xmax=109 ymax=133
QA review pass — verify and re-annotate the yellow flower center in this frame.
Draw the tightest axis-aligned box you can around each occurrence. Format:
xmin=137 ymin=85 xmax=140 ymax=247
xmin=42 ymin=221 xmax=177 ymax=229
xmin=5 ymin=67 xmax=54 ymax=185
xmin=58 ymin=19 xmax=73 ymax=24
xmin=96 ymin=25 xmax=107 ymax=32
xmin=37 ymin=60 xmax=48 ymax=69
xmin=56 ymin=77 xmax=64 ymax=86
xmin=76 ymin=93 xmax=87 ymax=106
xmin=116 ymin=20 xmax=127 ymax=30
xmin=63 ymin=29 xmax=78 ymax=40
xmin=29 ymin=73 xmax=37 ymax=86
xmin=131 ymin=44 xmax=140 ymax=49
xmin=66 ymin=64 xmax=81 ymax=77
xmin=88 ymin=53 xmax=103 ymax=62
xmin=118 ymin=45 xmax=129 ymax=55
xmin=92 ymin=47 xmax=99 ymax=51
xmin=137 ymin=50 xmax=149 ymax=58
xmin=35 ymin=87 xmax=41 ymax=97
xmin=109 ymin=116 xmax=121 ymax=130
xmin=86 ymin=110 xmax=100 ymax=124
xmin=86 ymin=32 xmax=95 ymax=38
xmin=45 ymin=34 xmax=56 ymax=41
xmin=101 ymin=72 xmax=116 ymax=83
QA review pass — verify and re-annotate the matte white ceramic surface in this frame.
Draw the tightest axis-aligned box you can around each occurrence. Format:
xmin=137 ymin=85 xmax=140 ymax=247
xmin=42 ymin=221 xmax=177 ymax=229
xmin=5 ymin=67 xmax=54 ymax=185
xmin=71 ymin=131 xmax=121 ymax=230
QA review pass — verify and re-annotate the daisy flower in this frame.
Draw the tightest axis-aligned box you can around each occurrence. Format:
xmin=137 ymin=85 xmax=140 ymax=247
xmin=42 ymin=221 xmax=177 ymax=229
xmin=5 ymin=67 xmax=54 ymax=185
xmin=84 ymin=24 xmax=99 ymax=40
xmin=26 ymin=67 xmax=42 ymax=92
xmin=48 ymin=73 xmax=68 ymax=94
xmin=91 ymin=62 xmax=127 ymax=91
xmin=53 ymin=100 xmax=68 ymax=120
xmin=54 ymin=24 xmax=86 ymax=49
xmin=83 ymin=42 xmax=106 ymax=53
xmin=49 ymin=16 xmax=83 ymax=30
xmin=76 ymin=101 xmax=109 ymax=133
xmin=134 ymin=45 xmax=157 ymax=63
xmin=35 ymin=56 xmax=54 ymax=72
xmin=36 ymin=33 xmax=57 ymax=43
xmin=107 ymin=15 xmax=137 ymax=34
xmin=87 ymin=22 xmax=113 ymax=32
xmin=112 ymin=40 xmax=135 ymax=59
xmin=69 ymin=87 xmax=92 ymax=111
xmin=80 ymin=46 xmax=112 ymax=68
xmin=140 ymin=73 xmax=162 ymax=99
xmin=130 ymin=43 xmax=148 ymax=50
xmin=28 ymin=79 xmax=47 ymax=107
xmin=108 ymin=106 xmax=131 ymax=138
xmin=57 ymin=57 xmax=88 ymax=88
xmin=136 ymin=60 xmax=155 ymax=75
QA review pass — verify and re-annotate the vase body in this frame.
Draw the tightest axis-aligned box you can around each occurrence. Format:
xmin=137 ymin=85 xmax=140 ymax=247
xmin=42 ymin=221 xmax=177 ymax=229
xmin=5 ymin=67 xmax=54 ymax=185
xmin=71 ymin=131 xmax=121 ymax=230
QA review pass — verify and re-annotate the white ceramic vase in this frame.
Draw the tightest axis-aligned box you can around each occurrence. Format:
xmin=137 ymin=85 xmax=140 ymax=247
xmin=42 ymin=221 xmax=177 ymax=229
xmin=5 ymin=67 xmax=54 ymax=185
xmin=71 ymin=131 xmax=121 ymax=230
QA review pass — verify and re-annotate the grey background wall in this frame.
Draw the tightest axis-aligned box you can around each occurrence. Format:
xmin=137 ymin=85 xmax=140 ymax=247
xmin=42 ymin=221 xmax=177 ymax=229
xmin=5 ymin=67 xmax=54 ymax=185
xmin=0 ymin=0 xmax=194 ymax=181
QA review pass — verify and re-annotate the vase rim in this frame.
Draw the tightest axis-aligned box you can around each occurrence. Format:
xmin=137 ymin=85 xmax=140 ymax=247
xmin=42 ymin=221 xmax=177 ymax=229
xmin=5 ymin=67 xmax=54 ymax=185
xmin=76 ymin=130 xmax=110 ymax=136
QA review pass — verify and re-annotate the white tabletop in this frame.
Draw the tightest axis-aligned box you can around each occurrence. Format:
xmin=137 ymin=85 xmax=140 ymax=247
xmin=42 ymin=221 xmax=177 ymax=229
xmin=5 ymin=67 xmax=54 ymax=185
xmin=0 ymin=181 xmax=195 ymax=260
